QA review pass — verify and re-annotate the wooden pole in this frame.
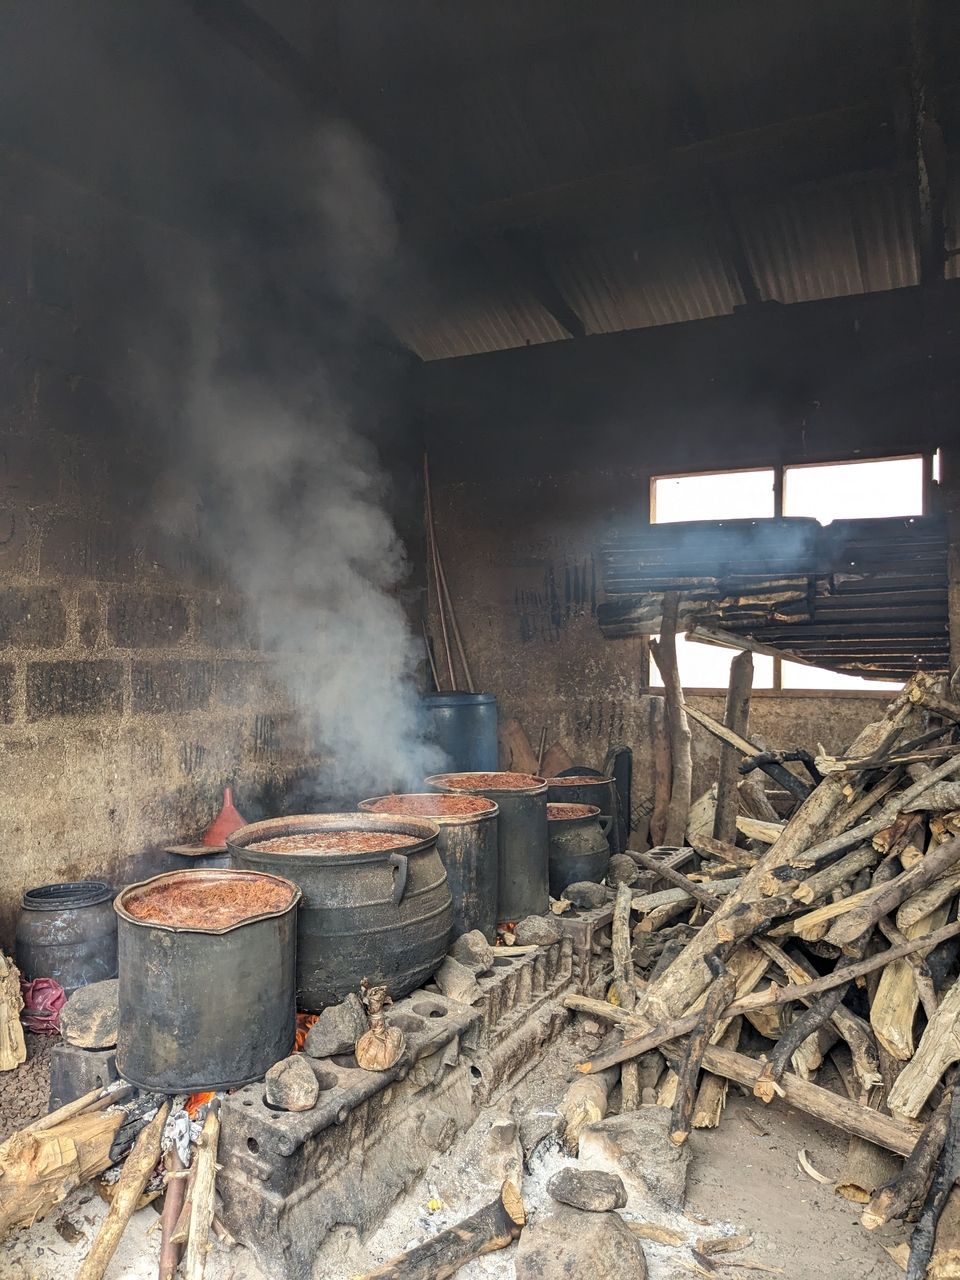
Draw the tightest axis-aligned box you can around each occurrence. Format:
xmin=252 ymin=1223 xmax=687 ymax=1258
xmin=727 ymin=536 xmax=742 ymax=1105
xmin=77 ymin=1102 xmax=169 ymax=1280
xmin=714 ymin=651 xmax=753 ymax=843
xmin=649 ymin=697 xmax=671 ymax=847
xmin=185 ymin=1101 xmax=221 ymax=1280
xmin=650 ymin=591 xmax=693 ymax=848
xmin=612 ymin=883 xmax=640 ymax=1110
xmin=424 ymin=452 xmax=474 ymax=694
xmin=423 ymin=454 xmax=455 ymax=691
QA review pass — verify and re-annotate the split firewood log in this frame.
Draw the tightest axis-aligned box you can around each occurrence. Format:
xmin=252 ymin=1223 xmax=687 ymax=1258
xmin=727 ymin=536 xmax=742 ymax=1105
xmin=889 ymin=976 xmax=960 ymax=1119
xmin=873 ymin=906 xmax=948 ymax=1061
xmin=905 ymin=1085 xmax=960 ymax=1280
xmin=0 ymin=953 xmax=25 ymax=1072
xmin=0 ymin=1096 xmax=125 ymax=1240
xmin=670 ymin=956 xmax=735 ymax=1145
xmin=352 ymin=1181 xmax=525 ymax=1280
xmin=835 ymin=1086 xmax=902 ymax=1205
xmin=650 ymin=592 xmax=693 ymax=848
xmin=185 ymin=1101 xmax=220 ymax=1280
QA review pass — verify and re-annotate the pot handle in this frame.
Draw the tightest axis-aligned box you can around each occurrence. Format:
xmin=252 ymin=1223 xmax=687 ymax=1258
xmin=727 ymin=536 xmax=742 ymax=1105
xmin=599 ymin=815 xmax=614 ymax=837
xmin=389 ymin=852 xmax=409 ymax=906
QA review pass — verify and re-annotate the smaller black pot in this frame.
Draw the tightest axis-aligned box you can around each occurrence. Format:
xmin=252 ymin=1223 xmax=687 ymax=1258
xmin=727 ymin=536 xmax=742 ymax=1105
xmin=546 ymin=772 xmax=621 ymax=853
xmin=546 ymin=803 xmax=612 ymax=897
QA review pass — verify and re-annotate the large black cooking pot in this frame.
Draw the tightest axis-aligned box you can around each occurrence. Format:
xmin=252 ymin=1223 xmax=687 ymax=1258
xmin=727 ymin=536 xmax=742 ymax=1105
xmin=114 ymin=869 xmax=300 ymax=1092
xmin=228 ymin=814 xmax=453 ymax=1011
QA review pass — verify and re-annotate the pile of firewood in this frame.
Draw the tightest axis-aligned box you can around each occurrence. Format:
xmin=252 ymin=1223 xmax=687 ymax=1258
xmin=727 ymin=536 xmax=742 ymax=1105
xmin=567 ymin=603 xmax=960 ymax=1279
xmin=0 ymin=1083 xmax=223 ymax=1279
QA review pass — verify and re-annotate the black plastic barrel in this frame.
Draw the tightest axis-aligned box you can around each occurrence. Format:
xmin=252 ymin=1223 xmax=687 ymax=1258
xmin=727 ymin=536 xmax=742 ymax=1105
xmin=229 ymin=814 xmax=453 ymax=1010
xmin=359 ymin=793 xmax=499 ymax=941
xmin=15 ymin=882 xmax=118 ymax=995
xmin=421 ymin=692 xmax=498 ymax=773
xmin=114 ymin=869 xmax=300 ymax=1092
xmin=427 ymin=771 xmax=548 ymax=923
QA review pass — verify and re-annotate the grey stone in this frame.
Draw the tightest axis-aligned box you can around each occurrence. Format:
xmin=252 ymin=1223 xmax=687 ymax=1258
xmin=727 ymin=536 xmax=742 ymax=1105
xmin=514 ymin=1203 xmax=647 ymax=1280
xmin=303 ymin=993 xmax=367 ymax=1059
xmin=606 ymin=854 xmax=638 ymax=887
xmin=449 ymin=930 xmax=495 ymax=973
xmin=579 ymin=1107 xmax=690 ymax=1211
xmin=564 ymin=882 xmax=612 ymax=910
xmin=514 ymin=915 xmax=561 ymax=946
xmin=60 ymin=980 xmax=119 ymax=1049
xmin=264 ymin=1054 xmax=319 ymax=1112
xmin=434 ymin=955 xmax=482 ymax=1004
xmin=547 ymin=1167 xmax=627 ymax=1212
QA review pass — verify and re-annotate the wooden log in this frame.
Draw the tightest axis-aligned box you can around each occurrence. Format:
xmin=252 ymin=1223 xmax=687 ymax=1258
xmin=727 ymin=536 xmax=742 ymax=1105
xmin=630 ymin=850 xmax=722 ymax=910
xmin=873 ymin=908 xmax=947 ymax=1061
xmin=0 ymin=953 xmax=25 ymax=1072
xmin=693 ymin=1015 xmax=742 ymax=1129
xmin=698 ymin=1045 xmax=922 ymax=1156
xmin=930 ymin=1186 xmax=960 ymax=1279
xmin=904 ymin=782 xmax=960 ymax=812
xmin=889 ymin=975 xmax=960 ymax=1119
xmin=649 ymin=697 xmax=671 ymax=848
xmin=791 ymin=845 xmax=880 ymax=905
xmin=612 ymin=883 xmax=640 ymax=1111
xmin=353 ymin=1181 xmax=525 ymax=1280
xmin=897 ymin=869 xmax=960 ymax=931
xmin=689 ymin=833 xmax=759 ymax=870
xmin=0 ymin=1107 xmax=124 ymax=1240
xmin=687 ymin=785 xmax=718 ymax=841
xmin=835 ymin=1083 xmax=902 ymax=1204
xmin=563 ymin=994 xmax=646 ymax=1029
xmin=906 ymin=1085 xmax=960 ymax=1280
xmin=497 ymin=719 xmax=540 ymax=776
xmin=863 ymin=1076 xmax=955 ymax=1229
xmin=826 ymin=835 xmax=960 ymax=950
xmin=650 ymin=592 xmax=693 ymax=848
xmin=159 ymin=1145 xmax=187 ymax=1280
xmin=575 ymin=922 xmax=960 ymax=1075
xmin=670 ymin=957 xmax=736 ymax=1145
xmin=736 ymin=817 xmax=784 ymax=845
xmin=185 ymin=1101 xmax=221 ymax=1280
xmin=76 ymin=1102 xmax=169 ymax=1280
xmin=754 ymin=984 xmax=849 ymax=1103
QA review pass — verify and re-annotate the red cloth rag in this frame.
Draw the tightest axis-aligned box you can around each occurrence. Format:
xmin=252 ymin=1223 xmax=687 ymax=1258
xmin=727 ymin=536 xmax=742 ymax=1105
xmin=20 ymin=977 xmax=66 ymax=1034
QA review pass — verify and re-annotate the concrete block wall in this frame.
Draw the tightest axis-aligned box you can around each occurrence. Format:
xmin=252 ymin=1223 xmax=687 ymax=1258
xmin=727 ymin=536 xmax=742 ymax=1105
xmin=0 ymin=159 xmax=320 ymax=945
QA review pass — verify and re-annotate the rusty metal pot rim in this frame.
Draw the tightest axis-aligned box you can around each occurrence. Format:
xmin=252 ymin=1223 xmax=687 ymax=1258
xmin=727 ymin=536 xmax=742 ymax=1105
xmin=114 ymin=868 xmax=301 ymax=936
xmin=546 ymin=803 xmax=602 ymax=822
xmin=426 ymin=771 xmax=547 ymax=796
xmin=358 ymin=793 xmax=499 ymax=826
xmin=227 ymin=812 xmax=441 ymax=863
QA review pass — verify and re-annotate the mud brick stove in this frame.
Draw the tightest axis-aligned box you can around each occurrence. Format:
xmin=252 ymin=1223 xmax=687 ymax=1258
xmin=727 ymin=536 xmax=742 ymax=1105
xmin=217 ymin=934 xmax=584 ymax=1278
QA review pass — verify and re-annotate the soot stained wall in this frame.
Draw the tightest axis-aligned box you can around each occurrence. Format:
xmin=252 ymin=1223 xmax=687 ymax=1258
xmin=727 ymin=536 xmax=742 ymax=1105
xmin=0 ymin=158 xmax=319 ymax=946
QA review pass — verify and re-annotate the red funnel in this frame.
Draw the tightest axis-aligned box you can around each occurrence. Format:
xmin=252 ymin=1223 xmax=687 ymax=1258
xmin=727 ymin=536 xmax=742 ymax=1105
xmin=202 ymin=786 xmax=247 ymax=846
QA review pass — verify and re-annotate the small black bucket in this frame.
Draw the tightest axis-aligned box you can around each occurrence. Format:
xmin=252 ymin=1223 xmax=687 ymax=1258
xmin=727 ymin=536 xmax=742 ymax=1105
xmin=16 ymin=882 xmax=118 ymax=994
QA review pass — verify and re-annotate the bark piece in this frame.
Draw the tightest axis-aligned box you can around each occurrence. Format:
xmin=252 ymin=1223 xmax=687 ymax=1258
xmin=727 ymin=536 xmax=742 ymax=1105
xmin=0 ymin=953 xmax=25 ymax=1071
xmin=357 ymin=1181 xmax=524 ymax=1280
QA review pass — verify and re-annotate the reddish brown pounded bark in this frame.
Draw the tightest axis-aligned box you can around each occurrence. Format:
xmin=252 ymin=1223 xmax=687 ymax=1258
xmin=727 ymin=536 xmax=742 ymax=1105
xmin=250 ymin=831 xmax=420 ymax=854
xmin=547 ymin=803 xmax=601 ymax=821
xmin=125 ymin=876 xmax=295 ymax=929
xmin=364 ymin=794 xmax=497 ymax=819
xmin=434 ymin=772 xmax=545 ymax=791
xmin=545 ymin=775 xmax=613 ymax=786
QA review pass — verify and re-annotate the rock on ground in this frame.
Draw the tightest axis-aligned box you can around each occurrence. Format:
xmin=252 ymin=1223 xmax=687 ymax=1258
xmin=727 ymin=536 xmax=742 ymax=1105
xmin=606 ymin=854 xmax=638 ymax=887
xmin=433 ymin=956 xmax=482 ymax=1004
xmin=449 ymin=930 xmax=495 ymax=973
xmin=579 ymin=1106 xmax=690 ymax=1211
xmin=304 ymin=994 xmax=367 ymax=1058
xmin=514 ymin=1202 xmax=647 ymax=1280
xmin=546 ymin=1167 xmax=627 ymax=1212
xmin=514 ymin=915 xmax=561 ymax=946
xmin=264 ymin=1055 xmax=319 ymax=1112
xmin=60 ymin=980 xmax=119 ymax=1049
xmin=563 ymin=882 xmax=611 ymax=910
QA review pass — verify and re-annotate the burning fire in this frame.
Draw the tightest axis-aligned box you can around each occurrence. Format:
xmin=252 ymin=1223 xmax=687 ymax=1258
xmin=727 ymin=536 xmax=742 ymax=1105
xmin=185 ymin=1091 xmax=216 ymax=1118
xmin=294 ymin=1011 xmax=319 ymax=1052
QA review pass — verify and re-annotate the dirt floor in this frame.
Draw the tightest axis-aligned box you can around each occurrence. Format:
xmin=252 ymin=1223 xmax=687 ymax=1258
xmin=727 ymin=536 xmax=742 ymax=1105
xmin=0 ymin=1020 xmax=909 ymax=1280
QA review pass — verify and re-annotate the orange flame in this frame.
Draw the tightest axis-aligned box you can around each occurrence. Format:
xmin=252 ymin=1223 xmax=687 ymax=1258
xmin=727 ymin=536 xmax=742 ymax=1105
xmin=185 ymin=1091 xmax=216 ymax=1118
xmin=294 ymin=1012 xmax=319 ymax=1052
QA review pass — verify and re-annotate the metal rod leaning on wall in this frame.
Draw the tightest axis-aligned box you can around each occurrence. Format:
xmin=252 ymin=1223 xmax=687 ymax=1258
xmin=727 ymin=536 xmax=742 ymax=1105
xmin=424 ymin=452 xmax=475 ymax=694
